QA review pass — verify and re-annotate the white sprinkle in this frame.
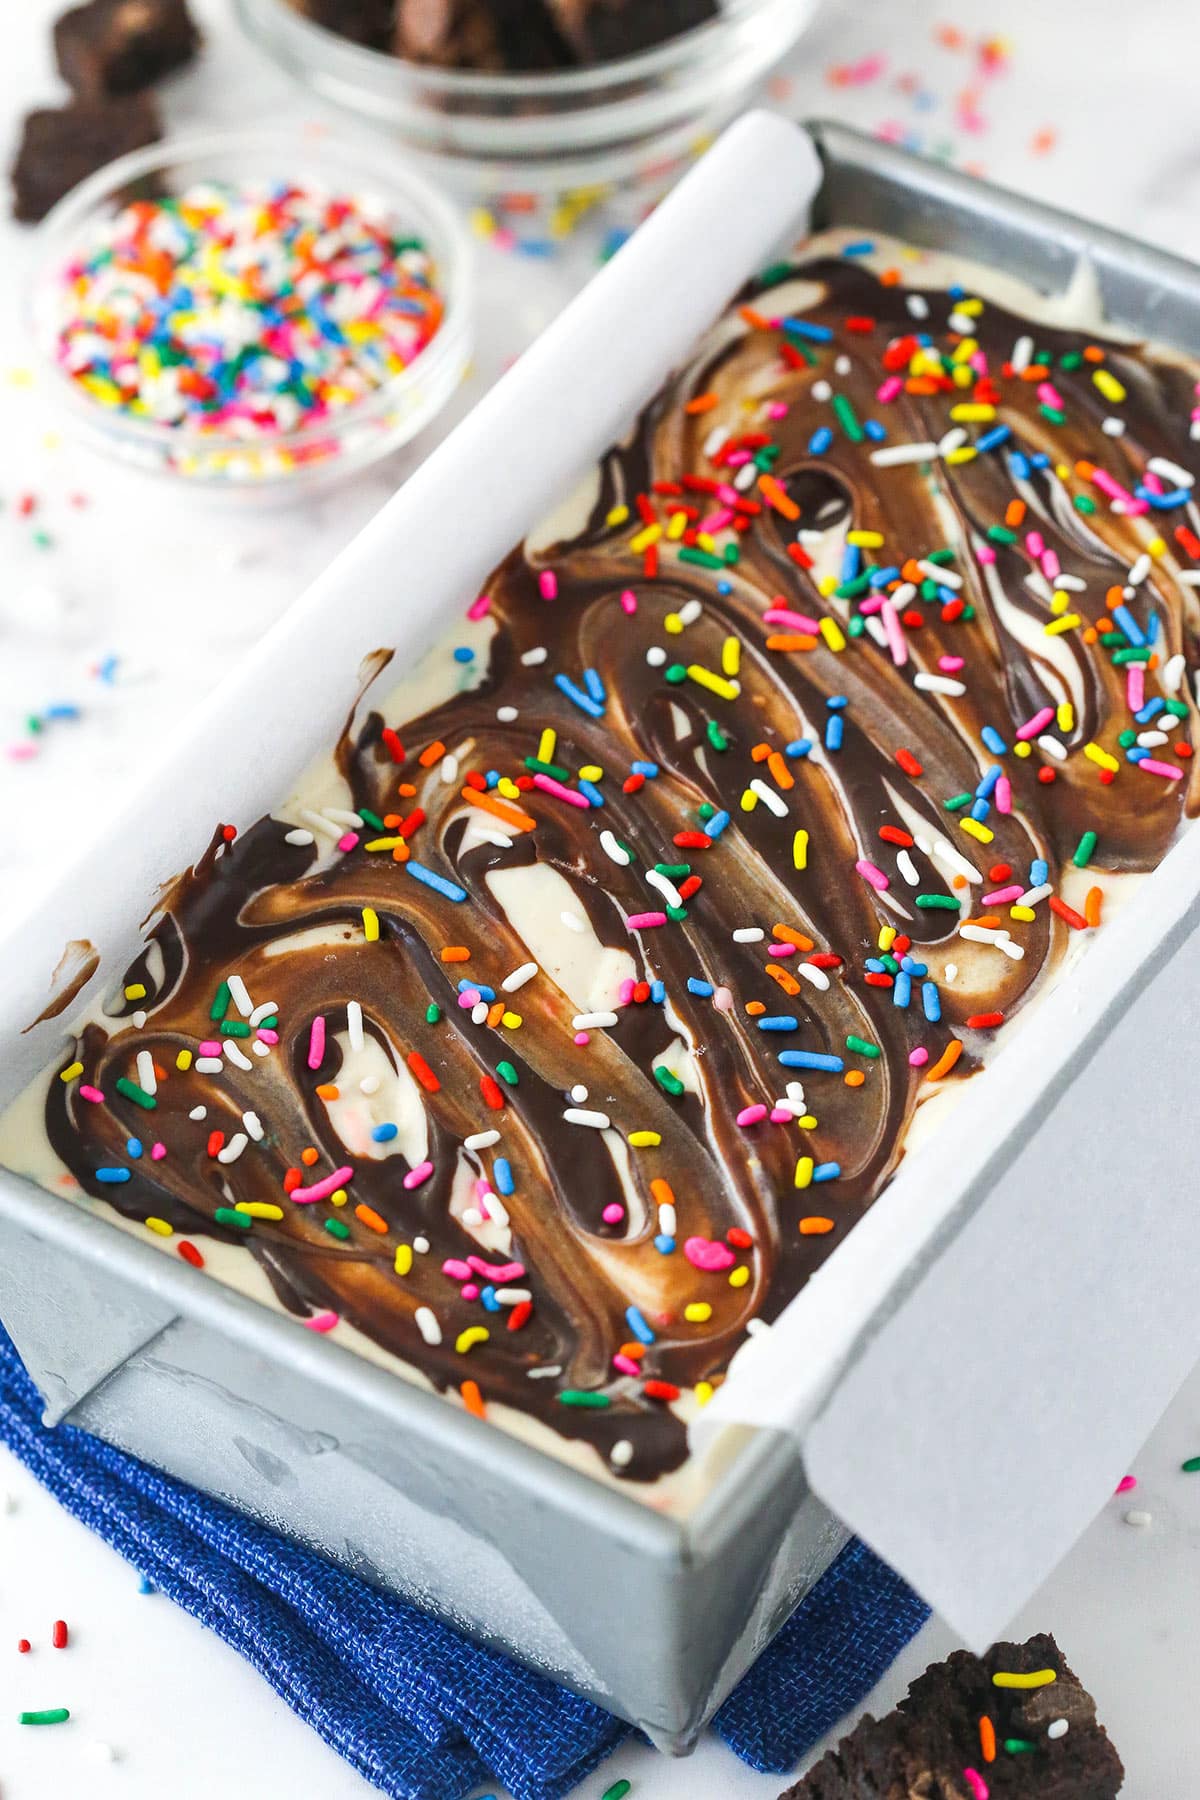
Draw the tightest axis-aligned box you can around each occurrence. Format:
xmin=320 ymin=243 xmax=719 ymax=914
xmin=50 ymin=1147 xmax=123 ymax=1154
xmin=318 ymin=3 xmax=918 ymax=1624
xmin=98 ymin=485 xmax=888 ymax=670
xmin=242 ymin=1111 xmax=264 ymax=1141
xmin=610 ymin=1440 xmax=634 ymax=1469
xmin=906 ymin=293 xmax=929 ymax=319
xmin=959 ymin=925 xmax=1025 ymax=961
xmin=834 ymin=355 xmax=851 ymax=377
xmin=658 ymin=1203 xmax=677 ymax=1236
xmin=1011 ymin=333 xmax=1033 ymax=372
xmin=415 ymin=1307 xmax=441 ymax=1346
xmin=1102 ymin=416 xmax=1126 ymax=437
xmin=918 ymin=559 xmax=961 ymax=588
xmin=324 ymin=808 xmax=363 ymax=829
xmin=465 ymin=1129 xmax=501 ymax=1151
xmin=796 ymin=960 xmax=831 ymax=992
xmin=646 ymin=645 xmax=667 ymax=667
xmin=194 ymin=1058 xmax=223 ymax=1075
xmin=713 ymin=985 xmax=733 ymax=1012
xmin=679 ymin=598 xmax=702 ymax=626
xmin=482 ymin=1193 xmax=510 ymax=1228
xmin=1128 ymin=552 xmax=1152 ymax=586
xmin=1037 ymin=734 xmax=1068 ymax=762
xmin=1047 ymin=1719 xmax=1069 ymax=1740
xmin=944 ymin=963 xmax=958 ymax=982
xmin=1148 ymin=456 xmax=1193 ymax=488
xmin=864 ymin=615 xmax=888 ymax=649
xmin=414 ymin=1235 xmax=430 ymax=1253
xmin=132 ymin=1010 xmax=147 ymax=1029
xmin=704 ymin=424 xmax=730 ymax=459
xmin=896 ymin=849 xmax=920 ymax=887
xmin=284 ymin=828 xmax=315 ymax=847
xmin=913 ymin=672 xmax=967 ymax=697
xmin=573 ymin=1012 xmax=618 ymax=1031
xmin=217 ymin=1132 xmax=249 ymax=1165
xmin=300 ymin=810 xmax=340 ymax=840
xmin=227 ymin=975 xmax=254 ymax=1018
xmin=347 ymin=999 xmax=364 ymax=1053
xmin=440 ymin=753 xmax=459 ymax=784
xmin=1137 ymin=729 xmax=1169 ymax=748
xmin=732 ymin=927 xmax=765 ymax=943
xmin=947 ymin=310 xmax=975 ymax=336
xmin=463 ymin=1207 xmax=483 ymax=1228
xmin=563 ymin=1107 xmax=611 ymax=1129
xmin=471 ymin=1001 xmax=488 ymax=1025
xmin=501 ymin=961 xmax=538 ymax=992
xmin=188 ymin=1106 xmax=207 ymax=1121
xmin=359 ymin=1075 xmax=380 ymax=1095
xmin=938 ymin=426 xmax=968 ymax=457
xmin=521 ymin=646 xmax=548 ymax=666
xmin=745 ymin=1318 xmax=771 ymax=1337
xmin=646 ymin=868 xmax=685 ymax=908
xmin=1124 ymin=1508 xmax=1152 ymax=1527
xmin=527 ymin=1363 xmax=562 ymax=1380
xmin=223 ymin=1040 xmax=253 ymax=1072
xmin=1178 ymin=570 xmax=1200 ymax=586
xmin=569 ymin=1083 xmax=589 ymax=1103
xmin=496 ymin=705 xmax=519 ymax=723
xmin=811 ymin=378 xmax=832 ymax=402
xmin=1018 ymin=882 xmax=1053 ymax=907
xmin=248 ymin=1000 xmax=278 ymax=1027
xmin=136 ymin=1050 xmax=157 ymax=1096
xmin=495 ymin=1287 xmax=531 ymax=1305
xmin=748 ymin=778 xmax=788 ymax=817
xmin=600 ymin=829 xmax=631 ymax=866
xmin=1162 ymin=652 xmax=1186 ymax=694
xmin=560 ymin=912 xmax=586 ymax=933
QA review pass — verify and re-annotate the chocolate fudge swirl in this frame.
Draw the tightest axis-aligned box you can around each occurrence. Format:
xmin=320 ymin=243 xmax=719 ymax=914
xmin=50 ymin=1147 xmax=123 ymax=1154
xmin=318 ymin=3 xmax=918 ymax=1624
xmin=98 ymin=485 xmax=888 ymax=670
xmin=40 ymin=252 xmax=1200 ymax=1483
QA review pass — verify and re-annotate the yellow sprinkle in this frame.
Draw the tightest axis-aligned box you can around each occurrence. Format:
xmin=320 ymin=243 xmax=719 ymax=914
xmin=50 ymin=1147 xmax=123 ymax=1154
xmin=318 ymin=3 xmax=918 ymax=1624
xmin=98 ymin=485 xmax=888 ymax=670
xmin=728 ymin=1265 xmax=750 ymax=1288
xmin=537 ymin=728 xmax=557 ymax=764
xmin=945 ymin=446 xmax=978 ymax=465
xmin=501 ymin=1011 xmax=522 ymax=1029
xmin=236 ymin=1203 xmax=284 ymax=1220
xmin=124 ymin=983 xmax=147 ymax=1001
xmin=794 ymin=1156 xmax=814 ymax=1189
xmin=394 ymin=1243 xmax=413 ymax=1277
xmin=1013 ymin=740 xmax=1032 ymax=759
xmin=792 ymin=829 xmax=809 ymax=871
xmin=1092 ymin=369 xmax=1126 ymax=404
xmin=684 ymin=1303 xmax=713 ymax=1324
xmin=721 ymin=635 xmax=741 ymax=677
xmin=628 ymin=1130 xmax=661 ymax=1147
xmin=846 ymin=529 xmax=884 ymax=548
xmin=956 ymin=297 xmax=984 ymax=316
xmin=878 ymin=925 xmax=897 ymax=952
xmin=362 ymin=907 xmax=380 ymax=942
xmin=579 ymin=763 xmax=603 ymax=781
xmin=911 ymin=349 xmax=942 ymax=378
xmin=695 ymin=1381 xmax=715 ymax=1406
xmin=176 ymin=1050 xmax=193 ymax=1072
xmin=1148 ymin=534 xmax=1167 ymax=558
xmin=606 ymin=504 xmax=630 ymax=527
xmin=468 ymin=206 xmax=495 ymax=238
xmin=1050 ymin=588 xmax=1070 ymax=616
xmin=144 ymin=1217 xmax=173 ymax=1238
xmin=798 ymin=1114 xmax=818 ymax=1130
xmin=1010 ymin=904 xmax=1037 ymax=922
xmin=687 ymin=664 xmax=739 ymax=701
xmin=949 ymin=403 xmax=996 ymax=422
xmin=1057 ymin=701 xmax=1074 ymax=732
xmin=497 ymin=777 xmax=521 ymax=799
xmin=630 ymin=524 xmax=662 ymax=554
xmin=950 ymin=337 xmax=978 ymax=363
xmin=667 ymin=511 xmax=687 ymax=541
xmin=1044 ymin=613 xmax=1080 ymax=635
xmin=740 ymin=789 xmax=759 ymax=813
xmin=819 ymin=617 xmax=847 ymax=653
xmin=664 ymin=612 xmax=684 ymax=634
xmin=456 ymin=1326 xmax=489 ymax=1355
xmin=960 ymin=817 xmax=994 ymax=844
xmin=951 ymin=364 xmax=973 ymax=389
xmin=330 ymin=1190 xmax=348 ymax=1207
xmin=817 ymin=574 xmax=838 ymax=598
xmin=59 ymin=1062 xmax=84 ymax=1083
xmin=696 ymin=531 xmax=719 ymax=555
xmin=992 ymin=1670 xmax=1057 ymax=1691
xmin=1084 ymin=741 xmax=1119 ymax=773
xmin=364 ymin=837 xmax=405 ymax=851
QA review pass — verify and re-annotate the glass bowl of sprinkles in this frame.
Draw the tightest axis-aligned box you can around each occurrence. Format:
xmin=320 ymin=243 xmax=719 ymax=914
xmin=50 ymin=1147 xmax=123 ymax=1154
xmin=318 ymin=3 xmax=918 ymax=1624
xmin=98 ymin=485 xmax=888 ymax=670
xmin=27 ymin=128 xmax=472 ymax=490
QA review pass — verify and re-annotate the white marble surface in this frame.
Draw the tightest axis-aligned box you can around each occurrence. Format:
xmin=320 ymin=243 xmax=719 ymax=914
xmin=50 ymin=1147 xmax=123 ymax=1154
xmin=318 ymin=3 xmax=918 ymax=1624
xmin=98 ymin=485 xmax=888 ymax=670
xmin=1 ymin=0 xmax=1200 ymax=1794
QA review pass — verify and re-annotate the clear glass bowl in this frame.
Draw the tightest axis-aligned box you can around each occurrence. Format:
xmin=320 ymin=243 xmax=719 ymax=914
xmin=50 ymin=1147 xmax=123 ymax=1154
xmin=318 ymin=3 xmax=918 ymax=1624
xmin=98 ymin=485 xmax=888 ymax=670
xmin=234 ymin=0 xmax=818 ymax=199
xmin=28 ymin=128 xmax=473 ymax=493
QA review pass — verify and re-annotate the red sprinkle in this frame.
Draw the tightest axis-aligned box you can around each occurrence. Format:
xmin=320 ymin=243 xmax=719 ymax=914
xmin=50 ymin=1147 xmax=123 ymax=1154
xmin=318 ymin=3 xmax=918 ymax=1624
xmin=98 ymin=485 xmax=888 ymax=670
xmin=674 ymin=831 xmax=712 ymax=849
xmin=1049 ymin=895 xmax=1089 ymax=931
xmin=17 ymin=1639 xmax=30 ymax=1654
xmin=52 ymin=1620 xmax=68 ymax=1650
xmin=381 ymin=727 xmax=405 ymax=764
xmin=480 ymin=1076 xmax=505 ymax=1111
xmin=895 ymin=748 xmax=923 ymax=777
xmin=508 ymin=1300 xmax=532 ymax=1333
xmin=787 ymin=542 xmax=815 ymax=571
xmin=643 ymin=1380 xmax=681 ymax=1402
xmin=206 ymin=1130 xmax=224 ymax=1158
xmin=727 ymin=1227 xmax=753 ymax=1249
xmin=178 ymin=1240 xmax=204 ymax=1268
xmin=407 ymin=1051 xmax=441 ymax=1094
xmin=283 ymin=1167 xmax=303 ymax=1193
xmin=966 ymin=1012 xmax=1004 ymax=1029
xmin=878 ymin=825 xmax=914 ymax=847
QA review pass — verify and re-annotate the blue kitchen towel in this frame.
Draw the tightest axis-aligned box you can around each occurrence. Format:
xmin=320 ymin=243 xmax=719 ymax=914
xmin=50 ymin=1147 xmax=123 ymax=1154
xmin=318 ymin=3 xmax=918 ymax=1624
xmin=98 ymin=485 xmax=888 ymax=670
xmin=0 ymin=1324 xmax=928 ymax=1798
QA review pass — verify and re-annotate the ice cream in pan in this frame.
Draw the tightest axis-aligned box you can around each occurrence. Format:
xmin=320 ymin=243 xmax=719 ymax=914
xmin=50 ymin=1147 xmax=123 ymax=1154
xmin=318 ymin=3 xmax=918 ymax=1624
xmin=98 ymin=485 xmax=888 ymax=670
xmin=4 ymin=229 xmax=1198 ymax=1499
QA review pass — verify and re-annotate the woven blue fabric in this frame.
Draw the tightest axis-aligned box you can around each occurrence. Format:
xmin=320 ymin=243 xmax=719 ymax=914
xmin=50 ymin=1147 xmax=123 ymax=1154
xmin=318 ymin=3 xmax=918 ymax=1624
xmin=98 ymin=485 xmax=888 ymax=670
xmin=0 ymin=1325 xmax=927 ymax=1798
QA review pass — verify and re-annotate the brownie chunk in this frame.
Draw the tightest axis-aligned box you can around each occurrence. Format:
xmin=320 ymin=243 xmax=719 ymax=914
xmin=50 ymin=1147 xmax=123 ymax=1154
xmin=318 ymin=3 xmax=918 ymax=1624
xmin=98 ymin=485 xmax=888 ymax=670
xmin=393 ymin=0 xmax=570 ymax=69
xmin=291 ymin=0 xmax=715 ymax=67
xmin=11 ymin=95 xmax=161 ymax=223
xmin=289 ymin=0 xmax=396 ymax=50
xmin=548 ymin=0 xmax=718 ymax=62
xmin=54 ymin=0 xmax=200 ymax=99
xmin=780 ymin=1634 xmax=1124 ymax=1799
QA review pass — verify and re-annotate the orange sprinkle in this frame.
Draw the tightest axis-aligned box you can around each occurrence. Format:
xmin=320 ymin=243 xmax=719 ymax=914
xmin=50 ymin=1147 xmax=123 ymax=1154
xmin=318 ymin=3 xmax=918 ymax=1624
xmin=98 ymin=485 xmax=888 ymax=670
xmin=906 ymin=377 xmax=940 ymax=395
xmin=952 ymin=873 xmax=968 ymax=889
xmin=1020 ymin=363 xmax=1050 ymax=381
xmin=750 ymin=742 xmax=771 ymax=762
xmin=355 ymin=1204 xmax=388 ymax=1235
xmin=1095 ymin=615 xmax=1116 ymax=635
xmin=844 ymin=1070 xmax=866 ymax=1088
xmin=1085 ymin=885 xmax=1103 ymax=928
xmin=980 ymin=1716 xmax=997 ymax=1764
xmin=745 ymin=1000 xmax=767 ymax=1016
xmin=153 ymin=1060 xmax=168 ymax=1081
xmin=650 ymin=1178 xmax=676 ymax=1207
xmin=799 ymin=1217 xmax=835 ymax=1236
xmin=487 ymin=1001 xmax=505 ymax=1027
xmin=773 ymin=925 xmax=815 ymax=951
xmin=1083 ymin=627 xmax=1099 ymax=645
xmin=766 ymin=632 xmax=817 ymax=652
xmin=1105 ymin=584 xmax=1125 ymax=610
xmin=398 ymin=781 xmax=418 ymax=798
xmin=391 ymin=841 xmax=410 ymax=863
xmin=902 ymin=558 xmax=924 ymax=583
xmin=739 ymin=304 xmax=770 ymax=331
xmin=300 ymin=1147 xmax=319 ymax=1167
xmin=880 ymin=267 xmax=901 ymax=286
xmin=619 ymin=1341 xmax=646 ymax=1361
xmin=418 ymin=740 xmax=446 ymax=768
xmin=767 ymin=751 xmax=794 ymax=790
xmin=685 ymin=392 xmax=720 ymax=414
xmin=766 ymin=965 xmax=801 ymax=996
xmin=962 ymin=914 xmax=1002 ymax=930
xmin=1004 ymin=498 xmax=1026 ymax=528
xmin=758 ymin=474 xmax=800 ymax=521
xmin=460 ymin=1380 xmax=486 ymax=1420
xmin=440 ymin=946 xmax=471 ymax=962
xmin=315 ymin=1084 xmax=339 ymax=1101
xmin=925 ymin=1039 xmax=964 ymax=1083
xmin=462 ymin=788 xmax=537 ymax=832
xmin=1082 ymin=344 xmax=1105 ymax=363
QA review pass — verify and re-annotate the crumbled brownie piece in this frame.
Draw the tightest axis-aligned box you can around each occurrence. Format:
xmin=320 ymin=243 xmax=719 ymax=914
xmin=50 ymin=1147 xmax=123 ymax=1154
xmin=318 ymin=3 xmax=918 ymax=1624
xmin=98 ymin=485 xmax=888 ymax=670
xmin=10 ymin=95 xmax=161 ymax=223
xmin=393 ymin=0 xmax=569 ymax=70
xmin=291 ymin=0 xmax=396 ymax=50
xmin=291 ymin=0 xmax=715 ymax=67
xmin=547 ymin=0 xmax=718 ymax=62
xmin=780 ymin=1634 xmax=1124 ymax=1799
xmin=54 ymin=0 xmax=200 ymax=99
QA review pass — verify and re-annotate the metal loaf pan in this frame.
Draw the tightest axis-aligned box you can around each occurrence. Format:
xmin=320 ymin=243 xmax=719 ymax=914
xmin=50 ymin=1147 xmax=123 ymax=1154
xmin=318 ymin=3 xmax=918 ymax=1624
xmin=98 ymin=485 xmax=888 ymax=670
xmin=2 ymin=120 xmax=1199 ymax=1757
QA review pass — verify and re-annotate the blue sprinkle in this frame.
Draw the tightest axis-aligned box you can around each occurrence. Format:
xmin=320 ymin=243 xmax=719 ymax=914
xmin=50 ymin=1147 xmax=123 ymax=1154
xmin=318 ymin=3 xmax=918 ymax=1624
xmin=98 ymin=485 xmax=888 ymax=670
xmin=980 ymin=725 xmax=1007 ymax=755
xmin=717 ymin=580 xmax=733 ymax=595
xmin=1138 ymin=485 xmax=1191 ymax=510
xmin=948 ymin=283 xmax=965 ymax=299
xmin=863 ymin=419 xmax=887 ymax=443
xmin=841 ymin=543 xmax=862 ymax=583
xmin=485 ymin=770 xmax=500 ymax=788
xmin=893 ymin=970 xmax=912 ymax=1008
xmin=578 ymin=780 xmax=605 ymax=808
xmin=812 ymin=1161 xmax=842 ymax=1182
xmin=826 ymin=694 xmax=848 ymax=711
xmin=625 ymin=1305 xmax=655 ymax=1345
xmin=706 ymin=809 xmax=731 ymax=839
xmin=778 ymin=1051 xmax=844 ymax=1073
xmin=553 ymin=673 xmax=605 ymax=718
xmin=631 ymin=760 xmax=659 ymax=777
xmin=1127 ymin=746 xmax=1150 ymax=763
xmin=782 ymin=317 xmax=833 ymax=342
xmin=869 ymin=565 xmax=900 ymax=588
xmin=970 ymin=798 xmax=991 ymax=823
xmin=825 ymin=714 xmax=844 ymax=752
xmin=1145 ymin=611 xmax=1160 ymax=647
xmin=901 ymin=956 xmax=927 ymax=976
xmin=95 ymin=1168 xmax=131 ymax=1184
xmin=687 ymin=977 xmax=714 ymax=997
xmin=459 ymin=979 xmax=496 ymax=1001
xmin=843 ymin=240 xmax=875 ymax=256
xmin=516 ymin=238 xmax=556 ymax=258
xmin=1030 ymin=452 xmax=1050 ymax=469
xmin=785 ymin=737 xmax=813 ymax=759
xmin=1110 ymin=604 xmax=1144 ymax=647
xmin=494 ymin=1158 xmax=514 ymax=1196
xmin=865 ymin=957 xmax=886 ymax=974
xmin=126 ymin=1138 xmax=143 ymax=1159
xmin=654 ymin=1234 xmax=676 ymax=1255
xmin=757 ymin=1016 xmax=800 ymax=1032
xmin=45 ymin=703 xmax=81 ymax=720
xmin=809 ymin=427 xmax=834 ymax=455
xmin=452 ymin=646 xmax=474 ymax=663
xmin=976 ymin=424 xmax=1011 ymax=453
xmin=480 ymin=1286 xmax=501 ymax=1313
xmin=650 ymin=981 xmax=666 ymax=1005
xmin=922 ymin=981 xmax=941 ymax=1023
xmin=1135 ymin=699 xmax=1165 ymax=724
xmin=1030 ymin=858 xmax=1049 ymax=887
xmin=583 ymin=667 xmax=606 ymax=704
xmin=1008 ymin=451 xmax=1032 ymax=480
xmin=371 ymin=1123 xmax=398 ymax=1143
xmin=408 ymin=862 xmax=467 ymax=902
xmin=976 ymin=764 xmax=1002 ymax=798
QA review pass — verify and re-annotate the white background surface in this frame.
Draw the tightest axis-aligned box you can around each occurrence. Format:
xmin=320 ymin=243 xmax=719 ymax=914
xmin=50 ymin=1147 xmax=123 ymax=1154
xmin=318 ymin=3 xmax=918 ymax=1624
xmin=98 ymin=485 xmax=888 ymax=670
xmin=1 ymin=0 xmax=1199 ymax=1795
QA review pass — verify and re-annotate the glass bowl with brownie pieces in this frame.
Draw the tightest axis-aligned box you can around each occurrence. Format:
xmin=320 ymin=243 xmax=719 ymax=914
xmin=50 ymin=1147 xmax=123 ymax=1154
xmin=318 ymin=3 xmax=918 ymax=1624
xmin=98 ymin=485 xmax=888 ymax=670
xmin=234 ymin=0 xmax=818 ymax=200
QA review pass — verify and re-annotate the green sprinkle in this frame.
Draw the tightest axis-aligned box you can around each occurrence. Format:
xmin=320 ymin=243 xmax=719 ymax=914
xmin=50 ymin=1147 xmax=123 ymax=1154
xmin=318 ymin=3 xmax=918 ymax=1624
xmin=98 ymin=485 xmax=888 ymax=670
xmin=1117 ymin=729 xmax=1137 ymax=748
xmin=359 ymin=808 xmax=385 ymax=831
xmin=706 ymin=720 xmax=729 ymax=752
xmin=919 ymin=578 xmax=940 ymax=602
xmin=654 ymin=1065 xmax=686 ymax=1097
xmin=943 ymin=792 xmax=972 ymax=812
xmin=1072 ymin=830 xmax=1097 ymax=868
xmin=698 ymin=801 xmax=716 ymax=821
xmin=215 ymin=1207 xmax=253 ymax=1231
xmin=1073 ymin=494 xmax=1097 ymax=514
xmin=558 ymin=1390 xmax=610 ymax=1408
xmin=1039 ymin=404 xmax=1067 ymax=425
xmin=848 ymin=614 xmax=866 ymax=638
xmin=1166 ymin=698 xmax=1190 ymax=719
xmin=324 ymin=1218 xmax=351 ymax=1240
xmin=115 ymin=1077 xmax=156 ymax=1111
xmin=832 ymin=392 xmax=864 ymax=442
xmin=19 ymin=1709 xmax=70 ymax=1726
xmin=210 ymin=979 xmax=231 ymax=1021
xmin=1059 ymin=349 xmax=1083 ymax=370
xmin=916 ymin=894 xmax=961 ymax=911
xmin=524 ymin=756 xmax=570 ymax=780
xmin=925 ymin=547 xmax=957 ymax=566
xmin=722 ymin=543 xmax=740 ymax=566
xmin=425 ymin=1003 xmax=441 ymax=1024
xmin=758 ymin=260 xmax=794 ymax=288
xmin=666 ymin=905 xmax=688 ymax=922
xmin=665 ymin=663 xmax=687 ymax=684
xmin=961 ymin=603 xmax=976 ymax=621
xmin=1004 ymin=1739 xmax=1037 ymax=1755
xmin=602 ymin=1783 xmax=632 ymax=1800
xmin=846 ymin=1035 xmax=880 ymax=1059
xmin=987 ymin=524 xmax=1018 ymax=545
xmin=655 ymin=863 xmax=690 ymax=878
xmin=257 ymin=1015 xmax=278 ymax=1030
xmin=220 ymin=1020 xmax=251 ymax=1038
xmin=496 ymin=1061 xmax=519 ymax=1087
xmin=1111 ymin=645 xmax=1150 ymax=666
xmin=1182 ymin=1456 xmax=1200 ymax=1472
xmin=879 ymin=953 xmax=900 ymax=974
xmin=677 ymin=546 xmax=725 ymax=570
xmin=834 ymin=572 xmax=872 ymax=600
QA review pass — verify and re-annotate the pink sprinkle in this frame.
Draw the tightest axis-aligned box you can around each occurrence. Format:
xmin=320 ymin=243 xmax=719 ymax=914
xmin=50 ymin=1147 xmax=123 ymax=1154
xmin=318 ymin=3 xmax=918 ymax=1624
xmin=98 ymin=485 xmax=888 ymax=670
xmin=1035 ymin=381 xmax=1062 ymax=410
xmin=1145 ymin=472 xmax=1165 ymax=495
xmin=768 ymin=941 xmax=797 ymax=958
xmin=1025 ymin=529 xmax=1045 ymax=558
xmin=724 ymin=450 xmax=751 ymax=468
xmin=701 ymin=508 xmax=734 ymax=534
xmin=1116 ymin=1474 xmax=1138 ymax=1493
xmin=602 ymin=1203 xmax=625 ymax=1225
xmin=713 ymin=986 xmax=734 ymax=1012
xmin=1127 ymin=665 xmax=1145 ymax=713
xmin=473 ymin=1178 xmax=493 ymax=1203
xmin=620 ymin=589 xmax=638 ymax=614
xmin=290 ymin=1166 xmax=354 ymax=1204
xmin=256 ymin=1028 xmax=279 ymax=1045
xmin=627 ymin=911 xmax=668 ymax=929
xmin=307 ymin=1015 xmax=326 ymax=1071
xmin=467 ymin=592 xmax=491 ymax=621
xmin=532 ymin=771 xmax=590 ymax=809
xmin=938 ymin=654 xmax=965 ymax=673
xmin=573 ymin=1031 xmax=590 ymax=1046
xmin=79 ymin=1085 xmax=104 ymax=1103
xmin=539 ymin=570 xmax=557 ymax=600
xmin=1140 ymin=759 xmax=1183 ymax=780
xmin=876 ymin=375 xmax=902 ymax=403
xmin=467 ymin=1256 xmax=525 ymax=1282
xmin=459 ymin=987 xmax=481 ymax=1009
xmin=963 ymin=1770 xmax=989 ymax=1800
xmin=880 ymin=599 xmax=907 ymax=668
xmin=983 ymin=884 xmax=1023 ymax=905
xmin=975 ymin=543 xmax=997 ymax=565
xmin=337 ymin=832 xmax=359 ymax=853
xmin=613 ymin=1354 xmax=641 ymax=1377
xmin=715 ymin=483 xmax=741 ymax=506
xmin=766 ymin=401 xmax=789 ymax=420
xmin=1091 ymin=467 xmax=1136 ymax=507
xmin=856 ymin=858 xmax=890 ymax=893
xmin=443 ymin=1259 xmax=473 ymax=1280
xmin=1041 ymin=547 xmax=1060 ymax=582
xmin=857 ymin=595 xmax=883 ymax=615
xmin=995 ymin=776 xmax=1012 ymax=815
xmin=303 ymin=1311 xmax=339 ymax=1334
xmin=7 ymin=743 xmax=37 ymax=762
xmin=764 ymin=605 xmax=820 ymax=633
xmin=684 ymin=1236 xmax=736 ymax=1273
xmin=618 ymin=978 xmax=635 ymax=1005
xmin=736 ymin=1104 xmax=768 ymax=1127
xmin=769 ymin=1106 xmax=792 ymax=1123
xmin=198 ymin=1040 xmax=222 ymax=1057
xmin=461 ymin=1284 xmax=480 ymax=1302
xmin=1016 ymin=705 xmax=1056 ymax=741
xmin=908 ymin=1046 xmax=929 ymax=1067
xmin=403 ymin=1160 xmax=434 ymax=1190
xmin=150 ymin=1142 xmax=167 ymax=1161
